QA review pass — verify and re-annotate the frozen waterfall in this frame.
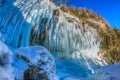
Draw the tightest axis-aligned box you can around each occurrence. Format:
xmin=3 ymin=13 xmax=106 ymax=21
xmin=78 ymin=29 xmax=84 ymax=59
xmin=0 ymin=0 xmax=106 ymax=79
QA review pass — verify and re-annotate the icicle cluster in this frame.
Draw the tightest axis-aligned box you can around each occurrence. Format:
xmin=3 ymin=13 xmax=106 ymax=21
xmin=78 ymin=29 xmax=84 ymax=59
xmin=0 ymin=0 xmax=107 ymax=79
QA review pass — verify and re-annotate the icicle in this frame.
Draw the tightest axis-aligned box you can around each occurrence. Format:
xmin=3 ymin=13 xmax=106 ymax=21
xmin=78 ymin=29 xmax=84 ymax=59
xmin=0 ymin=0 xmax=106 ymax=79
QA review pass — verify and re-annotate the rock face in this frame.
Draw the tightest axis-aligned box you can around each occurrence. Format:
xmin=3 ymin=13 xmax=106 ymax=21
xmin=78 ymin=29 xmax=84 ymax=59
xmin=13 ymin=46 xmax=58 ymax=80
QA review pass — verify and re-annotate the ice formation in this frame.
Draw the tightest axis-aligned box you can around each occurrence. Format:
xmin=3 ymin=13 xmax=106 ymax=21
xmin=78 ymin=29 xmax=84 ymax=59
xmin=0 ymin=0 xmax=105 ymax=60
xmin=0 ymin=0 xmax=109 ymax=79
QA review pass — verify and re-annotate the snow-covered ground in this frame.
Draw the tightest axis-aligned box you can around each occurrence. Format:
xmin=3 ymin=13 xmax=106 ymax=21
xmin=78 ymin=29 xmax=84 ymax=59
xmin=88 ymin=62 xmax=120 ymax=80
xmin=61 ymin=62 xmax=120 ymax=80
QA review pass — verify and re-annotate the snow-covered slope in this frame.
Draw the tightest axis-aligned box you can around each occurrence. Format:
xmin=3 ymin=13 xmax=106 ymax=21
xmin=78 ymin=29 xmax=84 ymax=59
xmin=89 ymin=62 xmax=120 ymax=80
xmin=61 ymin=62 xmax=120 ymax=80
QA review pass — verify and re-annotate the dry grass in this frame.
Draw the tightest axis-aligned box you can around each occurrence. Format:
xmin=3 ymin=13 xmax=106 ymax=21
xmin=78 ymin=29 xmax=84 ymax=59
xmin=60 ymin=4 xmax=120 ymax=64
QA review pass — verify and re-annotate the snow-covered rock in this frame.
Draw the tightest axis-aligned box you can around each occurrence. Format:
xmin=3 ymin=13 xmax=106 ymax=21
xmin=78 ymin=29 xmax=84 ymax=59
xmin=0 ymin=41 xmax=58 ymax=80
xmin=0 ymin=41 xmax=14 ymax=80
xmin=13 ymin=46 xmax=58 ymax=80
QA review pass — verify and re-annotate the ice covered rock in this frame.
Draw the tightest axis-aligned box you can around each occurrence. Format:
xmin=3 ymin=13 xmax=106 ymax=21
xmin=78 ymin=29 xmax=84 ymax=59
xmin=0 ymin=41 xmax=14 ymax=80
xmin=13 ymin=46 xmax=58 ymax=80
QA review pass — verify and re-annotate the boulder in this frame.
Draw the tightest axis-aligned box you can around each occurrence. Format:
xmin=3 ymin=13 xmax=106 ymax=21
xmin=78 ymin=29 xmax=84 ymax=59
xmin=13 ymin=46 xmax=58 ymax=80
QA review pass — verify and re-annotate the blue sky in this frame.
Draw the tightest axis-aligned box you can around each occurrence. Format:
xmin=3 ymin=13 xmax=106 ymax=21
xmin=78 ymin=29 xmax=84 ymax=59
xmin=55 ymin=0 xmax=120 ymax=29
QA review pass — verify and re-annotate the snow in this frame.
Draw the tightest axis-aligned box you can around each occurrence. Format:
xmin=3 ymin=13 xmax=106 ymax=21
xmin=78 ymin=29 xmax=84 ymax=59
xmin=88 ymin=62 xmax=120 ymax=80
xmin=58 ymin=62 xmax=120 ymax=80
xmin=13 ymin=46 xmax=58 ymax=80
xmin=0 ymin=39 xmax=58 ymax=80
xmin=0 ymin=41 xmax=14 ymax=80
